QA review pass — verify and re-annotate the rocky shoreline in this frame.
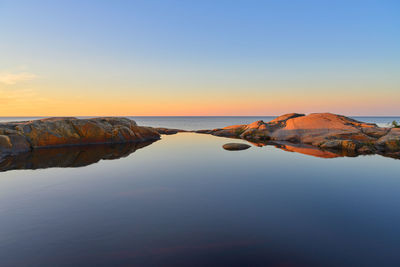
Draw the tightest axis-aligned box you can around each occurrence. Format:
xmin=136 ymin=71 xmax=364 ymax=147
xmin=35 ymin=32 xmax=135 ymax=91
xmin=1 ymin=114 xmax=399 ymax=161
xmin=195 ymin=113 xmax=400 ymax=158
xmin=0 ymin=117 xmax=160 ymax=159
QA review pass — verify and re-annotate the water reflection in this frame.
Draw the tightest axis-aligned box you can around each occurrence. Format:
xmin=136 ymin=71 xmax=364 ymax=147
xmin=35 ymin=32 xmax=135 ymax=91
xmin=1 ymin=134 xmax=399 ymax=173
xmin=0 ymin=141 xmax=155 ymax=172
xmin=234 ymin=139 xmax=400 ymax=160
xmin=1 ymin=133 xmax=400 ymax=266
xmin=271 ymin=141 xmax=342 ymax=158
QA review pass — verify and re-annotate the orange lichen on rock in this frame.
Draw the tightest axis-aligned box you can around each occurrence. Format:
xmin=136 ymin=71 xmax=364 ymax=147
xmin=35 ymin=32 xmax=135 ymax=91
xmin=283 ymin=113 xmax=375 ymax=130
xmin=204 ymin=112 xmax=400 ymax=156
xmin=0 ymin=117 xmax=160 ymax=157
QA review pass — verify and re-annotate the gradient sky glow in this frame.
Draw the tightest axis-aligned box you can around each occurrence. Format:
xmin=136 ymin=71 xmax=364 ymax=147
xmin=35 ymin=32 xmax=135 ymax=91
xmin=1 ymin=0 xmax=399 ymax=116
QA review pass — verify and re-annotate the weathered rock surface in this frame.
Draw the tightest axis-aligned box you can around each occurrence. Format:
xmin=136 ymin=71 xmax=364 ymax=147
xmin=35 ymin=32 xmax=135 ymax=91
xmin=153 ymin=127 xmax=187 ymax=135
xmin=198 ymin=113 xmax=400 ymax=157
xmin=222 ymin=143 xmax=251 ymax=151
xmin=0 ymin=117 xmax=160 ymax=158
xmin=376 ymin=128 xmax=400 ymax=152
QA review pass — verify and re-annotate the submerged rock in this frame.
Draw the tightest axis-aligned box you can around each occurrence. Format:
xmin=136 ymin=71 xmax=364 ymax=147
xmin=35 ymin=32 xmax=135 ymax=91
xmin=0 ymin=117 xmax=160 ymax=158
xmin=222 ymin=143 xmax=251 ymax=151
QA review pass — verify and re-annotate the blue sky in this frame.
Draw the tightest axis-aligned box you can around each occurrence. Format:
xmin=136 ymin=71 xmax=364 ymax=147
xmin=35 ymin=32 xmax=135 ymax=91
xmin=1 ymin=0 xmax=399 ymax=115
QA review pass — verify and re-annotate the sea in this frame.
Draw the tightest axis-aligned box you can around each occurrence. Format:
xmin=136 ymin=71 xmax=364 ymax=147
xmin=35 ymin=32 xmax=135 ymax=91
xmin=1 ymin=115 xmax=399 ymax=129
xmin=0 ymin=116 xmax=400 ymax=266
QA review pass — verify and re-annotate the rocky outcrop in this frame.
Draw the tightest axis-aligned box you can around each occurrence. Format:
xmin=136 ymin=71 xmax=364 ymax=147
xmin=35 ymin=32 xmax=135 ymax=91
xmin=197 ymin=113 xmax=400 ymax=157
xmin=2 ymin=114 xmax=399 ymax=162
xmin=0 ymin=117 xmax=160 ymax=158
xmin=376 ymin=128 xmax=400 ymax=152
xmin=222 ymin=143 xmax=251 ymax=151
xmin=153 ymin=127 xmax=187 ymax=135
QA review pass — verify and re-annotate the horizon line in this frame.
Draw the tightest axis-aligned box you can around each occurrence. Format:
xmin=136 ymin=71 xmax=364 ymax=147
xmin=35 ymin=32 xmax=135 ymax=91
xmin=1 ymin=114 xmax=400 ymax=118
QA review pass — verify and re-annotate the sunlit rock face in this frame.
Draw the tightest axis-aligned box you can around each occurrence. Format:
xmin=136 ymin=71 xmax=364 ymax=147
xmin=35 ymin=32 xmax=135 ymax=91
xmin=269 ymin=113 xmax=305 ymax=124
xmin=0 ymin=117 xmax=160 ymax=158
xmin=198 ymin=113 xmax=400 ymax=157
xmin=271 ymin=113 xmax=380 ymax=146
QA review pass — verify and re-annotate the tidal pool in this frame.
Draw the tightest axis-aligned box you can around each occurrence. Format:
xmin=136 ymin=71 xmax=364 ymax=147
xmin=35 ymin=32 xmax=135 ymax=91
xmin=0 ymin=133 xmax=399 ymax=266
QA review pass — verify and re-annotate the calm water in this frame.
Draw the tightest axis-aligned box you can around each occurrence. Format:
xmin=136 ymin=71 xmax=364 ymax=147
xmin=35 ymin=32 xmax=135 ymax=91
xmin=1 ymin=117 xmax=400 ymax=266
xmin=1 ymin=116 xmax=400 ymax=129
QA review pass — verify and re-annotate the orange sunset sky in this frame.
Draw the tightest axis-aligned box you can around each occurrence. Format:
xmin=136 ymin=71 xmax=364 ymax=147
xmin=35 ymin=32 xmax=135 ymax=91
xmin=1 ymin=1 xmax=399 ymax=116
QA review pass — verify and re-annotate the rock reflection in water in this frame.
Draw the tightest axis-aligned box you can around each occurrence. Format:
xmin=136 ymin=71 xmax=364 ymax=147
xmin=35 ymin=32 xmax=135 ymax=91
xmin=0 ymin=141 xmax=155 ymax=172
xmin=246 ymin=140 xmax=400 ymax=159
xmin=272 ymin=141 xmax=342 ymax=158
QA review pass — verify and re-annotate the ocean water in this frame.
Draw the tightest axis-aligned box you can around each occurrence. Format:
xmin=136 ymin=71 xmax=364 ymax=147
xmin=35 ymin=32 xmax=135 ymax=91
xmin=1 ymin=115 xmax=399 ymax=129
xmin=1 ymin=117 xmax=400 ymax=266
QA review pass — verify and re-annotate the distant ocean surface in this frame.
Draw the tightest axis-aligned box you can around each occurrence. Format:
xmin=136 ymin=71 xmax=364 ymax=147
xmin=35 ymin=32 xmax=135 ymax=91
xmin=0 ymin=116 xmax=399 ymax=129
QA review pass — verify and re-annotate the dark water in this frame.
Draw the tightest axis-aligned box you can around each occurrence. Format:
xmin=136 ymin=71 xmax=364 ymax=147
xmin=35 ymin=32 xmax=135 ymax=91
xmin=1 ymin=118 xmax=400 ymax=266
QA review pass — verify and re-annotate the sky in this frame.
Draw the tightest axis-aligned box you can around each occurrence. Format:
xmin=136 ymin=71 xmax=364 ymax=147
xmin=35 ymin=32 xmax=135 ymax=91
xmin=0 ymin=0 xmax=399 ymax=116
